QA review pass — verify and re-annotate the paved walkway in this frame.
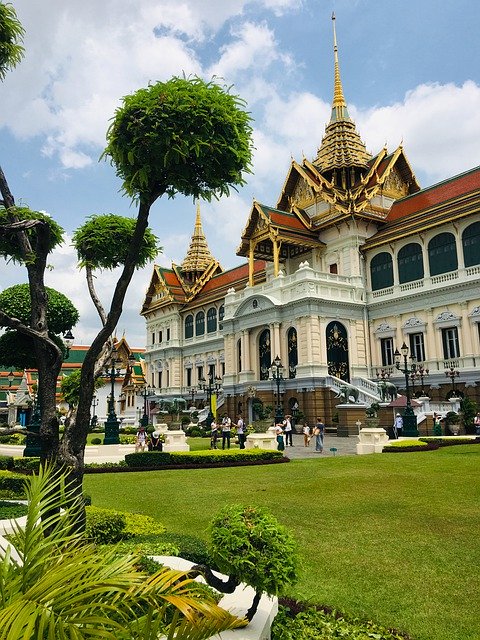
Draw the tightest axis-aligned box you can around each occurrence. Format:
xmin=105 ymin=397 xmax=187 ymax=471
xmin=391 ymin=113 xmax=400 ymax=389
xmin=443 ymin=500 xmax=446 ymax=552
xmin=283 ymin=432 xmax=358 ymax=458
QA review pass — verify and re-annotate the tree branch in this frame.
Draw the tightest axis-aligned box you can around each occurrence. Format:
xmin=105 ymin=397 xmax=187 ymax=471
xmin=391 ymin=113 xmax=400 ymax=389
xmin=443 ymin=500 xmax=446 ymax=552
xmin=0 ymin=309 xmax=62 ymax=358
xmin=0 ymin=165 xmax=15 ymax=209
xmin=86 ymin=265 xmax=107 ymax=326
xmin=189 ymin=565 xmax=239 ymax=593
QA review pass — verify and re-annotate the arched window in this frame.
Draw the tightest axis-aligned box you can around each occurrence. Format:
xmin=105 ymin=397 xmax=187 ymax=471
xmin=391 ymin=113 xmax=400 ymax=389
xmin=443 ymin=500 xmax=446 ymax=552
xmin=258 ymin=329 xmax=271 ymax=380
xmin=287 ymin=327 xmax=298 ymax=379
xmin=428 ymin=233 xmax=457 ymax=276
xmin=326 ymin=321 xmax=350 ymax=382
xmin=207 ymin=307 xmax=217 ymax=333
xmin=370 ymin=252 xmax=394 ymax=291
xmin=398 ymin=243 xmax=424 ymax=283
xmin=184 ymin=314 xmax=193 ymax=339
xmin=462 ymin=222 xmax=480 ymax=267
xmin=195 ymin=311 xmax=205 ymax=336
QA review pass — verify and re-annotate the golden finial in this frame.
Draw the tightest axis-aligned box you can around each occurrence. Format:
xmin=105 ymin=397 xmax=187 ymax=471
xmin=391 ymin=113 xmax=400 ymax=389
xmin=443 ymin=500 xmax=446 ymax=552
xmin=331 ymin=13 xmax=348 ymax=119
xmin=180 ymin=201 xmax=216 ymax=275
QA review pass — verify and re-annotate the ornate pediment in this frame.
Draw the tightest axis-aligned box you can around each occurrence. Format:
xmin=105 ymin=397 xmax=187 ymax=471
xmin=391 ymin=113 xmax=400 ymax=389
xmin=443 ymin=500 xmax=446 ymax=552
xmin=382 ymin=167 xmax=410 ymax=199
xmin=291 ymin=177 xmax=315 ymax=209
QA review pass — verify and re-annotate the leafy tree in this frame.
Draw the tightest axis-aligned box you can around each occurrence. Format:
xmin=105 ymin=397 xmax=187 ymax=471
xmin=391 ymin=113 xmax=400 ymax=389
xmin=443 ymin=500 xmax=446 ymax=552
xmin=0 ymin=284 xmax=78 ymax=334
xmin=60 ymin=369 xmax=104 ymax=409
xmin=460 ymin=396 xmax=477 ymax=434
xmin=0 ymin=1 xmax=24 ymax=80
xmin=0 ymin=330 xmax=67 ymax=369
xmin=0 ymin=64 xmax=253 ymax=520
xmin=191 ymin=504 xmax=299 ymax=622
xmin=0 ymin=464 xmax=244 ymax=638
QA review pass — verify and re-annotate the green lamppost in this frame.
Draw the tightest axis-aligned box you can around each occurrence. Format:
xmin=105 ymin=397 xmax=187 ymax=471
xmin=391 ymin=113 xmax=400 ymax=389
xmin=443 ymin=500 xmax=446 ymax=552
xmin=139 ymin=385 xmax=152 ymax=428
xmin=24 ymin=388 xmax=41 ymax=457
xmin=394 ymin=342 xmax=418 ymax=437
xmin=198 ymin=373 xmax=222 ymax=428
xmin=103 ymin=348 xmax=122 ymax=445
xmin=271 ymin=355 xmax=285 ymax=425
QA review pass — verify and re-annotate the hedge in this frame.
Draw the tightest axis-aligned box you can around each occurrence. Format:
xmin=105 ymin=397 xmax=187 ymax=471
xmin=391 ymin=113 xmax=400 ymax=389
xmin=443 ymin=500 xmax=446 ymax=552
xmin=0 ymin=455 xmax=14 ymax=471
xmin=124 ymin=449 xmax=283 ymax=468
xmin=0 ymin=470 xmax=27 ymax=497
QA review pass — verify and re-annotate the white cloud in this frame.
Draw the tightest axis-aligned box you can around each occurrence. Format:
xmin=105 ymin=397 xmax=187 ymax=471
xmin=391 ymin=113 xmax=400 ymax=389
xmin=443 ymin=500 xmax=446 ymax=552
xmin=357 ymin=80 xmax=480 ymax=183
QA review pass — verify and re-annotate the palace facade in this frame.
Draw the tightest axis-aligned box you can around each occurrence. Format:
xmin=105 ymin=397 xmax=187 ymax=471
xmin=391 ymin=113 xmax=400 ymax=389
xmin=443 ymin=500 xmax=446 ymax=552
xmin=141 ymin=19 xmax=480 ymax=428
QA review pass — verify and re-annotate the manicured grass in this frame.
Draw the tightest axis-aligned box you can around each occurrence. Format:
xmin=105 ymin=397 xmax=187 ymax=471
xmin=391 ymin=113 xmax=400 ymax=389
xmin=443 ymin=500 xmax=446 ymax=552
xmin=84 ymin=445 xmax=480 ymax=640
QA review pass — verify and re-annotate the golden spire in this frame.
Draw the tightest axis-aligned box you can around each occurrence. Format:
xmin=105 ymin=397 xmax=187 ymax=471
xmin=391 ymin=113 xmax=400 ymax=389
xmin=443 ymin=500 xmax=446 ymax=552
xmin=331 ymin=12 xmax=349 ymax=122
xmin=313 ymin=14 xmax=371 ymax=176
xmin=180 ymin=201 xmax=216 ymax=277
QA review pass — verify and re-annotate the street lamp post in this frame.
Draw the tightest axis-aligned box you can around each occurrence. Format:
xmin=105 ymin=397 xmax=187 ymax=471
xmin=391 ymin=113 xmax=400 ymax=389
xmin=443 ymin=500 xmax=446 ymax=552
xmin=139 ymin=385 xmax=152 ymax=427
xmin=198 ymin=373 xmax=222 ymax=428
xmin=394 ymin=342 xmax=418 ymax=437
xmin=24 ymin=387 xmax=41 ymax=457
xmin=271 ymin=355 xmax=284 ymax=425
xmin=103 ymin=348 xmax=122 ymax=445
xmin=7 ymin=370 xmax=14 ymax=387
xmin=415 ymin=363 xmax=430 ymax=397
xmin=445 ymin=366 xmax=460 ymax=397
xmin=90 ymin=395 xmax=98 ymax=430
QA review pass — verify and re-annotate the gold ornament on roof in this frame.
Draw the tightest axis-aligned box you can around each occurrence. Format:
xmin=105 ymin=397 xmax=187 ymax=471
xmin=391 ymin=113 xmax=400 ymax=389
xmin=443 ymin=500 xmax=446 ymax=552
xmin=180 ymin=202 xmax=216 ymax=275
xmin=313 ymin=14 xmax=371 ymax=174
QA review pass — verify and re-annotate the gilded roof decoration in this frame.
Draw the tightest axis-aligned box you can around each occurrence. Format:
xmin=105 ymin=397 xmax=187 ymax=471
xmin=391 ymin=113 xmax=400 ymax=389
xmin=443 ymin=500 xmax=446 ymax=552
xmin=180 ymin=202 xmax=217 ymax=275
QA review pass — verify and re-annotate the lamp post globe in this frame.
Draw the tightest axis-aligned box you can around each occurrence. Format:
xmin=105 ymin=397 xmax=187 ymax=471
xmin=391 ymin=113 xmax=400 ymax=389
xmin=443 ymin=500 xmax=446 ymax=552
xmin=394 ymin=342 xmax=419 ymax=437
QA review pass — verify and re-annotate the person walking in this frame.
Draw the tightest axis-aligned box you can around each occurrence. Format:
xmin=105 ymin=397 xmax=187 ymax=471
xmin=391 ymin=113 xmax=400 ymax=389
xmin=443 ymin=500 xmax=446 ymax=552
xmin=275 ymin=422 xmax=285 ymax=451
xmin=283 ymin=414 xmax=293 ymax=446
xmin=236 ymin=414 xmax=246 ymax=449
xmin=221 ymin=414 xmax=232 ymax=449
xmin=393 ymin=413 xmax=403 ymax=439
xmin=303 ymin=421 xmax=311 ymax=447
xmin=314 ymin=417 xmax=325 ymax=452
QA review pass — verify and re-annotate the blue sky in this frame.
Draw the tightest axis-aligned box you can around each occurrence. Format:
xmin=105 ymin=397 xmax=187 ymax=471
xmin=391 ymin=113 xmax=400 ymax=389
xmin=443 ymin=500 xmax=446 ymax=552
xmin=1 ymin=0 xmax=479 ymax=346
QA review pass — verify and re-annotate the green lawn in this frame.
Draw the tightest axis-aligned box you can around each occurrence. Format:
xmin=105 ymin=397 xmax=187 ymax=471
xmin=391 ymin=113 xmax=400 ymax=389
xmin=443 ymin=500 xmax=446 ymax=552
xmin=84 ymin=445 xmax=480 ymax=640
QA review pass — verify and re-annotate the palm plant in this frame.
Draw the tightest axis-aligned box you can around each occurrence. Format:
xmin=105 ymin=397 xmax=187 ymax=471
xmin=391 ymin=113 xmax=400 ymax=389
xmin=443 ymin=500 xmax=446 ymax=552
xmin=0 ymin=465 xmax=244 ymax=639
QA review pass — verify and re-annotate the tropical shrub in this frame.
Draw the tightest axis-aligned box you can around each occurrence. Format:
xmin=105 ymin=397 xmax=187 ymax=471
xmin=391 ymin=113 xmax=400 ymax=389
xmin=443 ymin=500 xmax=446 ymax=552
xmin=0 ymin=432 xmax=25 ymax=445
xmin=191 ymin=505 xmax=299 ymax=622
xmin=272 ymin=602 xmax=411 ymax=640
xmin=0 ymin=464 xmax=244 ymax=638
xmin=85 ymin=506 xmax=129 ymax=544
xmin=123 ymin=512 xmax=165 ymax=537
xmin=159 ymin=533 xmax=215 ymax=567
xmin=90 ymin=437 xmax=102 ymax=445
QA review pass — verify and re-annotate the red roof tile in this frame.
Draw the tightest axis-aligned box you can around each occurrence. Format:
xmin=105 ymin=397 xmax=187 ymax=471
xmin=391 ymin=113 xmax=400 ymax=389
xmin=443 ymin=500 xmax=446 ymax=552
xmin=388 ymin=167 xmax=480 ymax=222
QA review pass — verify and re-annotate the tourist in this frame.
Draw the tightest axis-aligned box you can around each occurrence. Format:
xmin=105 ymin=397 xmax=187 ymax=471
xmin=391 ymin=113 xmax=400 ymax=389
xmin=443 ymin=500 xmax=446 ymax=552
xmin=150 ymin=430 xmax=163 ymax=451
xmin=135 ymin=426 xmax=147 ymax=453
xmin=275 ymin=423 xmax=285 ymax=451
xmin=314 ymin=417 xmax=325 ymax=452
xmin=433 ymin=412 xmax=442 ymax=436
xmin=221 ymin=414 xmax=232 ymax=449
xmin=474 ymin=412 xmax=480 ymax=435
xmin=236 ymin=414 xmax=246 ymax=449
xmin=303 ymin=421 xmax=311 ymax=447
xmin=393 ymin=413 xmax=403 ymax=439
xmin=210 ymin=419 xmax=219 ymax=449
xmin=283 ymin=414 xmax=293 ymax=446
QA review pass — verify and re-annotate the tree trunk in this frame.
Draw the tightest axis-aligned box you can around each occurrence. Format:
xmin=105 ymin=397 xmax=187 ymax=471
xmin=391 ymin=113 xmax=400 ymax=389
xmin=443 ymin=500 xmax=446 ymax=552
xmin=59 ymin=199 xmax=154 ymax=525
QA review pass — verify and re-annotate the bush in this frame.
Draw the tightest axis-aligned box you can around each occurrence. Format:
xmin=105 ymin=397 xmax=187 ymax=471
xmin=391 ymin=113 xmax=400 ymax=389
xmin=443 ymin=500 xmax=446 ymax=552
xmin=83 ymin=493 xmax=92 ymax=506
xmin=0 ymin=470 xmax=27 ymax=497
xmin=85 ymin=506 xmax=129 ymax=544
xmin=123 ymin=449 xmax=284 ymax=469
xmin=383 ymin=440 xmax=437 ymax=453
xmin=0 ymin=455 xmax=14 ymax=471
xmin=185 ymin=426 xmax=204 ymax=437
xmin=124 ymin=451 xmax=172 ymax=468
xmin=112 ymin=538 xmax=180 ymax=560
xmin=90 ymin=437 xmax=103 ymax=445
xmin=210 ymin=504 xmax=299 ymax=597
xmin=119 ymin=435 xmax=136 ymax=444
xmin=0 ymin=500 xmax=28 ymax=519
xmin=0 ymin=432 xmax=26 ymax=445
xmin=124 ymin=512 xmax=165 ymax=537
xmin=272 ymin=602 xmax=412 ymax=640
xmin=159 ymin=533 xmax=215 ymax=567
xmin=13 ymin=457 xmax=40 ymax=473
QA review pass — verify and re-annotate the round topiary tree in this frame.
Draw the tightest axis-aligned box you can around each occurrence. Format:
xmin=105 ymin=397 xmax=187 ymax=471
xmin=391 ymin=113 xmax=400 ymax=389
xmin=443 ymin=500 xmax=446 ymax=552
xmin=0 ymin=1 xmax=25 ymax=81
xmin=0 ymin=284 xmax=79 ymax=334
xmin=192 ymin=504 xmax=299 ymax=621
